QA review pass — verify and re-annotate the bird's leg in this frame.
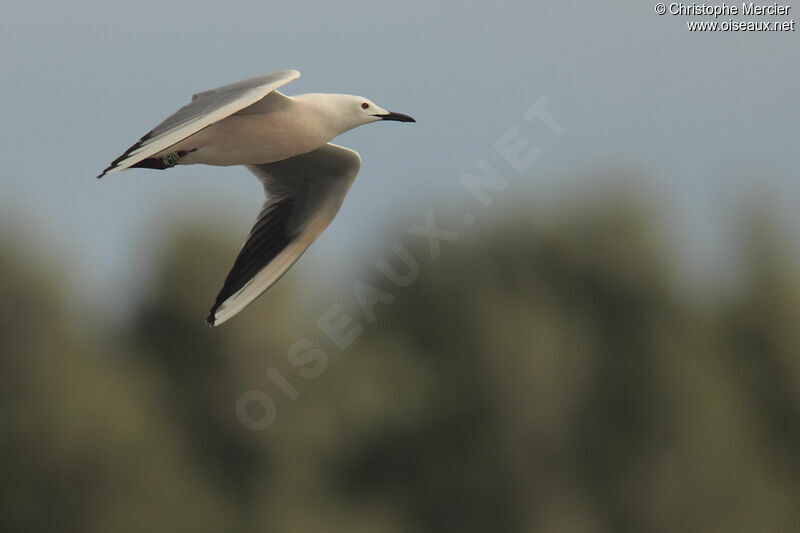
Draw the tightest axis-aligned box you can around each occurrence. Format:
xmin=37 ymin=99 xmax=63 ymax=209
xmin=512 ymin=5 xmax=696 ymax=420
xmin=162 ymin=151 xmax=183 ymax=167
xmin=131 ymin=149 xmax=195 ymax=170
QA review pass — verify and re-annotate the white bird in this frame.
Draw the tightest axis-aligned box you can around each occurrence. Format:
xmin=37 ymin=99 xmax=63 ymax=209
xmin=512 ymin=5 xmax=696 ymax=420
xmin=98 ymin=70 xmax=415 ymax=327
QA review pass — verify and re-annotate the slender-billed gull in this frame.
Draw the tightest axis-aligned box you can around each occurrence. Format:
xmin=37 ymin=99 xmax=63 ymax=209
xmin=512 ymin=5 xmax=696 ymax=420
xmin=98 ymin=70 xmax=415 ymax=326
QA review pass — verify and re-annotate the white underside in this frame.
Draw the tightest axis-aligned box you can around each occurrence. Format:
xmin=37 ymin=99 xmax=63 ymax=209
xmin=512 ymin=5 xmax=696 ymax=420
xmin=210 ymin=212 xmax=331 ymax=326
xmin=102 ymin=71 xmax=301 ymax=176
xmin=157 ymin=108 xmax=329 ymax=167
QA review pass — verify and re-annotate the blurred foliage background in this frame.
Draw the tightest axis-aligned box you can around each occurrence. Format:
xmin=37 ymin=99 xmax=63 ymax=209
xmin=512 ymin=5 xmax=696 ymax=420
xmin=3 ymin=183 xmax=800 ymax=533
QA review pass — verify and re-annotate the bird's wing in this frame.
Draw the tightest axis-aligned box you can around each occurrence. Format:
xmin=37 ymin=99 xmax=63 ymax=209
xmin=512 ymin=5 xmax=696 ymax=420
xmin=207 ymin=143 xmax=362 ymax=327
xmin=97 ymin=70 xmax=300 ymax=177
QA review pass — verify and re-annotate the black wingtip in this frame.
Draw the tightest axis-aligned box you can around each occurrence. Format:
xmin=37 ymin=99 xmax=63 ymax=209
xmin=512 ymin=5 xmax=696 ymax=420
xmin=98 ymin=129 xmax=156 ymax=180
xmin=207 ymin=298 xmax=223 ymax=327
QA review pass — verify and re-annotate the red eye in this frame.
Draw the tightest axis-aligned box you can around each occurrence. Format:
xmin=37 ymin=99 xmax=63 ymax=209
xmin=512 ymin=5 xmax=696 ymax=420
xmin=361 ymin=102 xmax=370 ymax=109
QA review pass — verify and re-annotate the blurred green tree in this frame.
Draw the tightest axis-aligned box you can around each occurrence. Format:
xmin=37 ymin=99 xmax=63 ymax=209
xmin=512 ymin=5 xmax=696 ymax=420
xmin=2 ymin=189 xmax=799 ymax=532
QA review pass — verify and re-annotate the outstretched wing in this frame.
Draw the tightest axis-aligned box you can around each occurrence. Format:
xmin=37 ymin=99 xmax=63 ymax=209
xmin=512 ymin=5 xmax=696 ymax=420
xmin=97 ymin=70 xmax=300 ymax=177
xmin=207 ymin=143 xmax=362 ymax=327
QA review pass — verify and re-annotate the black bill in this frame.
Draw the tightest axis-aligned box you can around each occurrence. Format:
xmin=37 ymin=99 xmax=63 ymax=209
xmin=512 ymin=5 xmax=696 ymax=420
xmin=377 ymin=111 xmax=416 ymax=123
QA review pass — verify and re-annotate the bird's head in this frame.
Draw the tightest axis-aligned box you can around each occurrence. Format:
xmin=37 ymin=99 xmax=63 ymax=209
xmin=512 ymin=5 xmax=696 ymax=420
xmin=304 ymin=93 xmax=415 ymax=133
xmin=349 ymin=95 xmax=416 ymax=125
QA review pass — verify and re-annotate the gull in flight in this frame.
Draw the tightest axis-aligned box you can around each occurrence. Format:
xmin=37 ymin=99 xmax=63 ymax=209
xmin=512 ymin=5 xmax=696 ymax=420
xmin=98 ymin=70 xmax=415 ymax=326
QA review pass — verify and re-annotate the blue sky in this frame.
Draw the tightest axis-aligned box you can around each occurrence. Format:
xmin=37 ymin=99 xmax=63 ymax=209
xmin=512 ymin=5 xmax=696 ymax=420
xmin=2 ymin=0 xmax=798 ymax=317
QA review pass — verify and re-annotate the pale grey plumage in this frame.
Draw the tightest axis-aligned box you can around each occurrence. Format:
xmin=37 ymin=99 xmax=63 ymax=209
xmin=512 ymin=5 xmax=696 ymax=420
xmin=98 ymin=69 xmax=414 ymax=326
xmin=207 ymin=143 xmax=361 ymax=326
xmin=98 ymin=70 xmax=300 ymax=177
